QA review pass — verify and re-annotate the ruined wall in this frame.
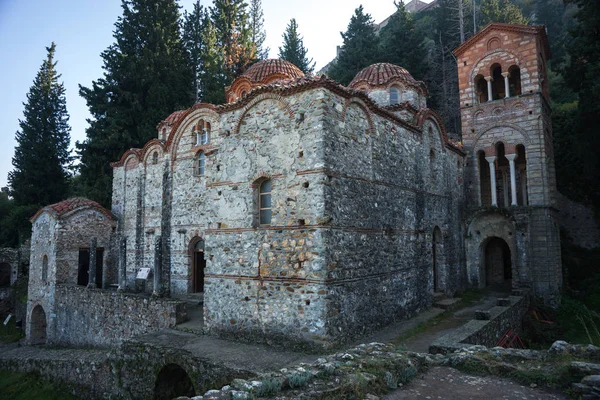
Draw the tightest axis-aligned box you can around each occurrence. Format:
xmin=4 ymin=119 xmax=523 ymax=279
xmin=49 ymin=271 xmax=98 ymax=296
xmin=318 ymin=91 xmax=466 ymax=342
xmin=52 ymin=284 xmax=185 ymax=347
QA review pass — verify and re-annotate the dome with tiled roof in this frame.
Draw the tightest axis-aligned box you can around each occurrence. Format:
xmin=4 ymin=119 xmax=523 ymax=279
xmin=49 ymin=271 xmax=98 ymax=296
xmin=349 ymin=63 xmax=420 ymax=89
xmin=225 ymin=59 xmax=305 ymax=103
xmin=348 ymin=63 xmax=428 ymax=110
xmin=30 ymin=197 xmax=115 ymax=222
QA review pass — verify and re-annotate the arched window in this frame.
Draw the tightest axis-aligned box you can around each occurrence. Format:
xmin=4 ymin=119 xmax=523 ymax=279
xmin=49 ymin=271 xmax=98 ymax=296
xmin=194 ymin=120 xmax=210 ymax=146
xmin=389 ymin=87 xmax=400 ymax=105
xmin=508 ymin=65 xmax=521 ymax=96
xmin=495 ymin=142 xmax=509 ymax=207
xmin=475 ymin=75 xmax=488 ymax=103
xmin=42 ymin=255 xmax=48 ymax=282
xmin=196 ymin=152 xmax=205 ymax=176
xmin=259 ymin=179 xmax=272 ymax=225
xmin=152 ymin=152 xmax=158 ymax=165
xmin=478 ymin=151 xmax=491 ymax=206
xmin=491 ymin=64 xmax=503 ymax=100
xmin=161 ymin=128 xmax=167 ymax=141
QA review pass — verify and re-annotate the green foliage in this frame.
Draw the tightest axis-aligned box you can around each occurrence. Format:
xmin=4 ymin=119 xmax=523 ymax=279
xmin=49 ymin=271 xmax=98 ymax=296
xmin=77 ymin=0 xmax=194 ymax=206
xmin=287 ymin=371 xmax=311 ymax=388
xmin=0 ymin=317 xmax=24 ymax=344
xmin=7 ymin=43 xmax=72 ymax=222
xmin=278 ymin=19 xmax=315 ymax=74
xmin=328 ymin=6 xmax=380 ymax=85
xmin=211 ymin=0 xmax=256 ymax=79
xmin=478 ymin=0 xmax=529 ymax=28
xmin=563 ymin=0 xmax=600 ymax=208
xmin=0 ymin=370 xmax=77 ymax=400
xmin=378 ymin=2 xmax=428 ymax=80
xmin=255 ymin=377 xmax=282 ymax=397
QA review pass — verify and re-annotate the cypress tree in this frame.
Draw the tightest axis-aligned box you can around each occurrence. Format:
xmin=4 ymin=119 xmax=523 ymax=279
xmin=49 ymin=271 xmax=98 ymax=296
xmin=249 ymin=0 xmax=269 ymax=59
xmin=183 ymin=0 xmax=206 ymax=103
xmin=328 ymin=6 xmax=380 ymax=86
xmin=378 ymin=1 xmax=428 ymax=80
xmin=8 ymin=43 xmax=72 ymax=208
xmin=278 ymin=19 xmax=315 ymax=74
xmin=77 ymin=0 xmax=194 ymax=206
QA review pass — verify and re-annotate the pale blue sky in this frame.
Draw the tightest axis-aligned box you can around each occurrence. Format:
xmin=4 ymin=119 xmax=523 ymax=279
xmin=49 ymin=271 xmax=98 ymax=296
xmin=0 ymin=0 xmax=430 ymax=189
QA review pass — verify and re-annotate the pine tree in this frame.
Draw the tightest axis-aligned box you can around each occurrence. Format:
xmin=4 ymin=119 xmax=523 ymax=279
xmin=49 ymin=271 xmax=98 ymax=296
xmin=478 ymin=0 xmax=528 ymax=28
xmin=8 ymin=43 xmax=72 ymax=208
xmin=378 ymin=1 xmax=428 ymax=80
xmin=211 ymin=0 xmax=256 ymax=80
xmin=278 ymin=19 xmax=315 ymax=74
xmin=249 ymin=0 xmax=269 ymax=59
xmin=77 ymin=0 xmax=194 ymax=206
xmin=328 ymin=6 xmax=380 ymax=86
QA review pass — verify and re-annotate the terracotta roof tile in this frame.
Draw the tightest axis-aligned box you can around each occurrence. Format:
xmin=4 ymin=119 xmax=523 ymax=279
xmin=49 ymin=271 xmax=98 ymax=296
xmin=241 ymin=59 xmax=305 ymax=83
xmin=30 ymin=197 xmax=115 ymax=222
xmin=349 ymin=63 xmax=421 ymax=89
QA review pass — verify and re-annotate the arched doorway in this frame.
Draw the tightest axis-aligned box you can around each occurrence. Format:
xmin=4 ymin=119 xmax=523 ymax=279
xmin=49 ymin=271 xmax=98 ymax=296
xmin=0 ymin=262 xmax=11 ymax=287
xmin=484 ymin=237 xmax=512 ymax=287
xmin=432 ymin=227 xmax=444 ymax=292
xmin=154 ymin=363 xmax=195 ymax=400
xmin=190 ymin=239 xmax=205 ymax=293
xmin=30 ymin=305 xmax=47 ymax=345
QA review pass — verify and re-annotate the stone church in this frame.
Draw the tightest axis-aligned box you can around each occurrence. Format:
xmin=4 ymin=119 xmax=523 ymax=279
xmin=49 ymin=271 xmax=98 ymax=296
xmin=25 ymin=23 xmax=562 ymax=349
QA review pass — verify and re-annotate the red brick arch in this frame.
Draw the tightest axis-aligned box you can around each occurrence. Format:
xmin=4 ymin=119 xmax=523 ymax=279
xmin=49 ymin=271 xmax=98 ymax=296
xmin=234 ymin=93 xmax=294 ymax=135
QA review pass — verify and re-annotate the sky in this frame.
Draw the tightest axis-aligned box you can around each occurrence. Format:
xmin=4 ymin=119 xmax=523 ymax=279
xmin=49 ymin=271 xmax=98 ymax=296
xmin=0 ymin=0 xmax=431 ymax=189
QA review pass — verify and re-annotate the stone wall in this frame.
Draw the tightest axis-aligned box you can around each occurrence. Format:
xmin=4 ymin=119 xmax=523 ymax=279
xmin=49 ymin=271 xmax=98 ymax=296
xmin=557 ymin=193 xmax=600 ymax=249
xmin=51 ymin=284 xmax=186 ymax=347
xmin=430 ymin=292 xmax=529 ymax=354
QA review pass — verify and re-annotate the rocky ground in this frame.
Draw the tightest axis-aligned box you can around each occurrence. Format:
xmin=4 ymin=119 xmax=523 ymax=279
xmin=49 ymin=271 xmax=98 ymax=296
xmin=173 ymin=341 xmax=600 ymax=400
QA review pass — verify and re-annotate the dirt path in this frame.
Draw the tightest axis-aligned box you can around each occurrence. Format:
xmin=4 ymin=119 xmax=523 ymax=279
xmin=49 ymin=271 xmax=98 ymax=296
xmin=383 ymin=366 xmax=567 ymax=400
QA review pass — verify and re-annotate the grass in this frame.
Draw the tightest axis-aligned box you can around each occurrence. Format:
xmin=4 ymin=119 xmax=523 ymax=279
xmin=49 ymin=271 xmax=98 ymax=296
xmin=0 ymin=370 xmax=78 ymax=400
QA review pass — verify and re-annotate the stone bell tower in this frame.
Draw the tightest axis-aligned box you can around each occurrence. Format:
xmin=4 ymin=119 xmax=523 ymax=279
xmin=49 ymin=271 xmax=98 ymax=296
xmin=453 ymin=23 xmax=561 ymax=304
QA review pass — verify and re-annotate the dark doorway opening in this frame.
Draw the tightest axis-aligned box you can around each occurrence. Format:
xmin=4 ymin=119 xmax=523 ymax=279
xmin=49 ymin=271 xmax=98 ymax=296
xmin=484 ymin=237 xmax=512 ymax=286
xmin=154 ymin=363 xmax=195 ymax=400
xmin=0 ymin=263 xmax=10 ymax=287
xmin=30 ymin=305 xmax=47 ymax=345
xmin=77 ymin=248 xmax=104 ymax=287
xmin=192 ymin=240 xmax=205 ymax=293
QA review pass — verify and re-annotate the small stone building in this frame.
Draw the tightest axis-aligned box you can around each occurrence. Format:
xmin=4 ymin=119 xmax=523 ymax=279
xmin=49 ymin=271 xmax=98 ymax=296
xmin=25 ymin=23 xmax=562 ymax=349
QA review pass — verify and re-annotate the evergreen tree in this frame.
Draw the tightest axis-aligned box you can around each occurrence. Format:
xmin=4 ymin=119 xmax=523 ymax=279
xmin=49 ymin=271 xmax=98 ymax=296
xmin=183 ymin=0 xmax=206 ymax=103
xmin=562 ymin=0 xmax=600 ymax=207
xmin=201 ymin=13 xmax=228 ymax=104
xmin=8 ymin=43 xmax=72 ymax=208
xmin=278 ymin=19 xmax=315 ymax=74
xmin=78 ymin=0 xmax=194 ymax=206
xmin=378 ymin=1 xmax=428 ymax=80
xmin=249 ymin=0 xmax=269 ymax=59
xmin=211 ymin=0 xmax=256 ymax=80
xmin=328 ymin=6 xmax=380 ymax=86
xmin=478 ymin=0 xmax=528 ymax=28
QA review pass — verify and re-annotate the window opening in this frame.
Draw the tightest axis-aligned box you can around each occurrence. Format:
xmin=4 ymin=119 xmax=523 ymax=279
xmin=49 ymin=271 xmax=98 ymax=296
xmin=389 ymin=87 xmax=400 ymax=105
xmin=259 ymin=180 xmax=272 ymax=225
xmin=196 ymin=152 xmax=205 ymax=176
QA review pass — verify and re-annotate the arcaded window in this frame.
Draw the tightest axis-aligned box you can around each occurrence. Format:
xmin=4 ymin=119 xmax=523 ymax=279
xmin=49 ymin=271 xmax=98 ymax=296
xmin=475 ymin=75 xmax=488 ymax=103
xmin=194 ymin=120 xmax=210 ymax=146
xmin=152 ymin=152 xmax=158 ymax=165
xmin=196 ymin=152 xmax=205 ymax=176
xmin=516 ymin=144 xmax=527 ymax=205
xmin=42 ymin=255 xmax=48 ymax=282
xmin=259 ymin=179 xmax=272 ymax=225
xmin=478 ymin=151 xmax=491 ymax=206
xmin=491 ymin=64 xmax=503 ymax=100
xmin=508 ymin=65 xmax=522 ymax=96
xmin=389 ymin=87 xmax=400 ymax=105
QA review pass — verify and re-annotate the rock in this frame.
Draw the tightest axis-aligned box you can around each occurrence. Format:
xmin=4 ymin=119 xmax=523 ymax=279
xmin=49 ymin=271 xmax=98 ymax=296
xmin=231 ymin=391 xmax=252 ymax=400
xmin=230 ymin=378 xmax=253 ymax=392
xmin=191 ymin=396 xmax=204 ymax=400
xmin=173 ymin=397 xmax=191 ymax=400
xmin=549 ymin=340 xmax=569 ymax=354
xmin=570 ymin=362 xmax=600 ymax=376
xmin=581 ymin=375 xmax=600 ymax=387
xmin=572 ymin=383 xmax=592 ymax=394
xmin=364 ymin=394 xmax=380 ymax=400
xmin=203 ymin=390 xmax=229 ymax=400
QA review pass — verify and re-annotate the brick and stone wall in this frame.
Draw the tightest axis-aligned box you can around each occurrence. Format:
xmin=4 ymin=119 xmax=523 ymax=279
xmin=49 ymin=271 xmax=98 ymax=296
xmin=556 ymin=193 xmax=600 ymax=249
